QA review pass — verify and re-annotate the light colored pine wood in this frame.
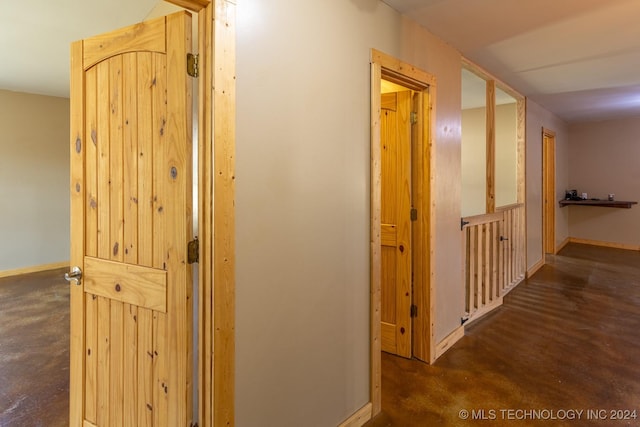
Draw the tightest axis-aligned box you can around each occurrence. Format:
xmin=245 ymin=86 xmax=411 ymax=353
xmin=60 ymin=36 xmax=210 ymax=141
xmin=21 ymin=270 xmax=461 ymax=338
xmin=0 ymin=261 xmax=69 ymax=279
xmin=97 ymin=296 xmax=111 ymax=427
xmin=167 ymin=0 xmax=211 ymax=10
xmin=84 ymin=257 xmax=167 ymax=311
xmin=84 ymin=420 xmax=98 ymax=427
xmin=137 ymin=52 xmax=154 ymax=268
xmin=213 ymin=2 xmax=237 ymax=426
xmin=165 ymin=11 xmax=193 ymax=426
xmin=338 ymin=403 xmax=373 ymax=427
xmin=380 ymin=89 xmax=412 ymax=358
xmin=543 ymin=129 xmax=556 ymax=254
xmin=97 ymin=60 xmax=111 ymax=259
xmin=568 ymin=238 xmax=640 ymax=251
xmin=72 ymin=37 xmax=90 ymax=425
xmin=435 ymin=325 xmax=465 ymax=359
xmin=137 ymin=308 xmax=154 ymax=427
xmin=85 ymin=66 xmax=99 ymax=259
xmin=381 ymin=224 xmax=397 ymax=246
xmin=369 ymin=61 xmax=383 ymax=417
xmin=486 ymin=80 xmax=496 ymax=213
xmin=196 ymin=4 xmax=214 ymax=426
xmin=85 ymin=294 xmax=98 ymax=424
xmin=110 ymin=55 xmax=124 ymax=264
xmin=71 ymin=12 xmax=193 ymax=427
xmin=110 ymin=300 xmax=124 ymax=427
xmin=123 ymin=53 xmax=139 ymax=266
xmin=83 ymin=18 xmax=166 ymax=70
xmin=123 ymin=303 xmax=138 ymax=427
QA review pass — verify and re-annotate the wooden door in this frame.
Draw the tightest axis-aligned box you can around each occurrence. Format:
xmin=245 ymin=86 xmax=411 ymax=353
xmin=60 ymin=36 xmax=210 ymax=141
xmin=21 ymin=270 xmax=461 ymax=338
xmin=380 ymin=90 xmax=412 ymax=358
xmin=543 ymin=130 xmax=556 ymax=255
xmin=68 ymin=12 xmax=194 ymax=427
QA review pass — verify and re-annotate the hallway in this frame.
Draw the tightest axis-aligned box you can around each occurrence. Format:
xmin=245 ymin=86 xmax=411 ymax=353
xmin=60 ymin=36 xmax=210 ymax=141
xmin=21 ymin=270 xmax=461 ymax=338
xmin=368 ymin=243 xmax=640 ymax=426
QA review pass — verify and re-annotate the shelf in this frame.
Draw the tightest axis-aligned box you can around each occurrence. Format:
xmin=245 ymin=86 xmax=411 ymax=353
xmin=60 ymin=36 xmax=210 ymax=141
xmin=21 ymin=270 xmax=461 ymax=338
xmin=559 ymin=199 xmax=638 ymax=209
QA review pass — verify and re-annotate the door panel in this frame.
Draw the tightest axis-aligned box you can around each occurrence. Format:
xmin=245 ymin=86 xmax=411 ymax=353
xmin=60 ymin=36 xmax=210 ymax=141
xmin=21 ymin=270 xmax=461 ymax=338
xmin=380 ymin=91 xmax=412 ymax=358
xmin=69 ymin=12 xmax=193 ymax=427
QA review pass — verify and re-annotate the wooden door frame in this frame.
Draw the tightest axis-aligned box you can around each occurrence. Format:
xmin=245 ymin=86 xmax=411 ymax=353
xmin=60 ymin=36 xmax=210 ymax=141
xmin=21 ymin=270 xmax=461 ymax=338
xmin=370 ymin=49 xmax=436 ymax=417
xmin=542 ymin=128 xmax=556 ymax=256
xmin=147 ymin=1 xmax=236 ymax=426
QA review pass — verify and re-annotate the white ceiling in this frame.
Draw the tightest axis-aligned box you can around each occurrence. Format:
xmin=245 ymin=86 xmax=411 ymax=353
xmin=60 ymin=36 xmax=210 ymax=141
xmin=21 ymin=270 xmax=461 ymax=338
xmin=3 ymin=1 xmax=640 ymax=122
xmin=0 ymin=0 xmax=159 ymax=98
xmin=383 ymin=0 xmax=640 ymax=122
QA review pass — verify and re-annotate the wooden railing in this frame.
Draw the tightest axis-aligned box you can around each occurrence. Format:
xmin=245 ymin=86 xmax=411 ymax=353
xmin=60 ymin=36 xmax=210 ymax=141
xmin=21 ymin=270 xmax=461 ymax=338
xmin=462 ymin=203 xmax=526 ymax=323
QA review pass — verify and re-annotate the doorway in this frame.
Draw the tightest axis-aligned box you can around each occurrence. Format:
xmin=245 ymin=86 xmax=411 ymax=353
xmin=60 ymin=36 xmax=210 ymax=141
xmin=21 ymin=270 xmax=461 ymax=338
xmin=370 ymin=49 xmax=435 ymax=416
xmin=543 ymin=128 xmax=556 ymax=255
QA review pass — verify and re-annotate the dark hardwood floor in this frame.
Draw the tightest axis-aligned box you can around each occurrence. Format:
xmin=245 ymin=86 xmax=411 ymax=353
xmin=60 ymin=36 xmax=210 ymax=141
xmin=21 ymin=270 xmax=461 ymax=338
xmin=367 ymin=243 xmax=640 ymax=427
xmin=0 ymin=268 xmax=69 ymax=427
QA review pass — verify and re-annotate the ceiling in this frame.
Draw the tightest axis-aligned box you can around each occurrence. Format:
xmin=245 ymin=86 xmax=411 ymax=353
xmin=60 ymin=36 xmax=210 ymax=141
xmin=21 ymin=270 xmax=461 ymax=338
xmin=383 ymin=0 xmax=640 ymax=122
xmin=3 ymin=1 xmax=640 ymax=123
xmin=0 ymin=0 xmax=159 ymax=98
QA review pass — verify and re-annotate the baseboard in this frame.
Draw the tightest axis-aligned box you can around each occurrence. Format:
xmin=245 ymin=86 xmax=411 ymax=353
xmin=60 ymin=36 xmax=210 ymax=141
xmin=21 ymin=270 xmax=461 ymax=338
xmin=338 ymin=402 xmax=372 ymax=427
xmin=568 ymin=237 xmax=640 ymax=251
xmin=556 ymin=237 xmax=571 ymax=252
xmin=435 ymin=325 xmax=465 ymax=360
xmin=527 ymin=258 xmax=545 ymax=278
xmin=0 ymin=261 xmax=69 ymax=279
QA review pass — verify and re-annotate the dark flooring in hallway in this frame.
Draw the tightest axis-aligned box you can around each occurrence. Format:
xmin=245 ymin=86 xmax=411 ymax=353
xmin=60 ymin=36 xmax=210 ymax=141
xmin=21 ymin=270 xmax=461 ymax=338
xmin=367 ymin=243 xmax=640 ymax=427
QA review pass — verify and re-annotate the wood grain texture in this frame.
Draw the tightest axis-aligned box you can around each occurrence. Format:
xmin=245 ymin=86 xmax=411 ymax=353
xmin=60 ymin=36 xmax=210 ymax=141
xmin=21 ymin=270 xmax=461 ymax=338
xmin=212 ymin=1 xmax=237 ymax=426
xmin=84 ymin=257 xmax=167 ymax=311
xmin=71 ymin=12 xmax=193 ymax=426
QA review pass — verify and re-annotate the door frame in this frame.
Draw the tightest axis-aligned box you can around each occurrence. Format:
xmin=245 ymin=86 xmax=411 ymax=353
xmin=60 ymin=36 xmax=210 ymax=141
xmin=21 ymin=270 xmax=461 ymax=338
xmin=370 ymin=49 xmax=436 ymax=416
xmin=170 ymin=1 xmax=236 ymax=426
xmin=70 ymin=1 xmax=235 ymax=426
xmin=542 ymin=128 xmax=556 ymax=255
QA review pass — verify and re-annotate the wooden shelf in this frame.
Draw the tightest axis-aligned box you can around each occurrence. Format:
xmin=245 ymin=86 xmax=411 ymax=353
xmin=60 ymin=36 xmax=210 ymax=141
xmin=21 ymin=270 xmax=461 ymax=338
xmin=559 ymin=199 xmax=638 ymax=209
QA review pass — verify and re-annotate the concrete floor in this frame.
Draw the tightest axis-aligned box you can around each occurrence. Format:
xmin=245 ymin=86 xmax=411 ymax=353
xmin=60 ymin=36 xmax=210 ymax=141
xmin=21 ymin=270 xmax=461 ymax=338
xmin=2 ymin=243 xmax=640 ymax=426
xmin=367 ymin=243 xmax=640 ymax=426
xmin=0 ymin=268 xmax=69 ymax=427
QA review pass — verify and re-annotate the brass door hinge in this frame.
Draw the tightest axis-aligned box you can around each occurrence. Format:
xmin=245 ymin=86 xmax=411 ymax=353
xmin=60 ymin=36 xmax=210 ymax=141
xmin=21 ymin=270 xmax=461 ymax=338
xmin=187 ymin=237 xmax=199 ymax=264
xmin=187 ymin=53 xmax=199 ymax=78
xmin=410 ymin=208 xmax=418 ymax=221
xmin=410 ymin=304 xmax=418 ymax=318
xmin=410 ymin=111 xmax=418 ymax=125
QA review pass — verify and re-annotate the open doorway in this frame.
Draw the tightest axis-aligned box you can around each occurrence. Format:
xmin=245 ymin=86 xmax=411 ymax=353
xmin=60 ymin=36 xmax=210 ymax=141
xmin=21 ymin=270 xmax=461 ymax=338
xmin=370 ymin=49 xmax=436 ymax=416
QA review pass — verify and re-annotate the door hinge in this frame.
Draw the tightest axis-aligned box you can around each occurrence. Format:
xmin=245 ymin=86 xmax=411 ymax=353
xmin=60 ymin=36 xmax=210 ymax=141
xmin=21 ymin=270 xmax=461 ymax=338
xmin=187 ymin=237 xmax=199 ymax=264
xmin=410 ymin=304 xmax=418 ymax=318
xmin=410 ymin=208 xmax=418 ymax=221
xmin=410 ymin=111 xmax=418 ymax=125
xmin=187 ymin=53 xmax=199 ymax=78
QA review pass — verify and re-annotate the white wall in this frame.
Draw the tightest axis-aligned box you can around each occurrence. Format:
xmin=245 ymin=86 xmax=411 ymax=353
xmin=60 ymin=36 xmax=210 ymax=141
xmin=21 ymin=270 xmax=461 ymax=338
xmin=525 ymin=99 xmax=569 ymax=270
xmin=0 ymin=90 xmax=70 ymax=271
xmin=568 ymin=116 xmax=640 ymax=247
xmin=236 ymin=1 xmax=463 ymax=425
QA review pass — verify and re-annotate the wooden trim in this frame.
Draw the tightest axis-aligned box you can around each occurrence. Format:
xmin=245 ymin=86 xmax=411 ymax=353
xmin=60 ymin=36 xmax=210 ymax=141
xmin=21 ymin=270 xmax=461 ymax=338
xmin=462 ymin=57 xmax=522 ymax=102
xmin=543 ymin=128 xmax=556 ymax=255
xmin=337 ymin=403 xmax=373 ymax=427
xmin=370 ymin=50 xmax=437 ymax=417
xmin=435 ymin=325 xmax=465 ymax=359
xmin=557 ymin=236 xmax=570 ymax=252
xmin=212 ymin=1 xmax=236 ymax=426
xmin=464 ymin=297 xmax=504 ymax=326
xmin=568 ymin=238 xmax=640 ymax=251
xmin=527 ymin=258 xmax=545 ymax=278
xmin=167 ymin=0 xmax=211 ymax=11
xmin=0 ymin=261 xmax=68 ymax=279
xmin=462 ymin=211 xmax=503 ymax=227
xmin=198 ymin=3 xmax=215 ymax=427
xmin=371 ymin=49 xmax=436 ymax=89
xmin=69 ymin=39 xmax=86 ymax=427
xmin=369 ymin=60 xmax=383 ymax=417
xmin=485 ymin=80 xmax=496 ymax=213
